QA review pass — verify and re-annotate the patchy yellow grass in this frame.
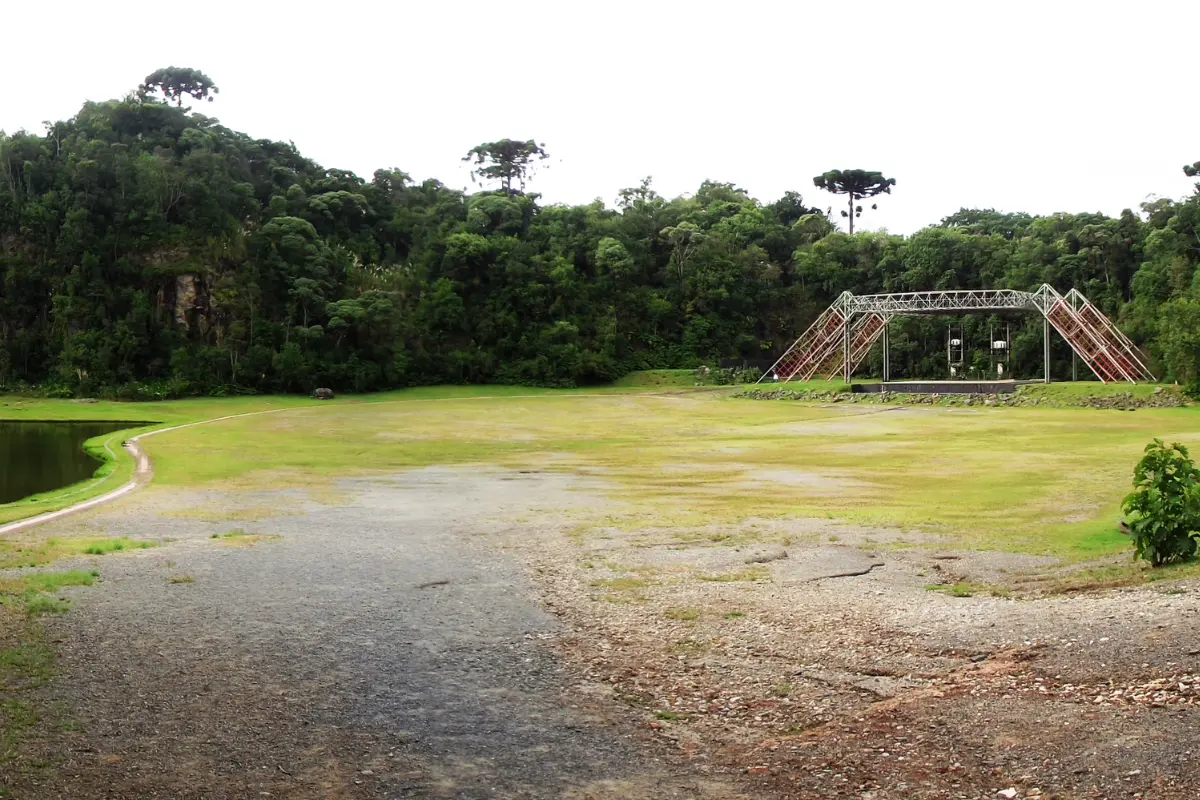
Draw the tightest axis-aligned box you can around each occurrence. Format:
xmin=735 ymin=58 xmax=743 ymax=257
xmin=10 ymin=386 xmax=1200 ymax=563
xmin=140 ymin=392 xmax=1200 ymax=560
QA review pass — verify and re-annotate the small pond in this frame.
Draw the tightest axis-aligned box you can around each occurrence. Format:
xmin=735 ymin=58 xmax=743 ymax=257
xmin=0 ymin=421 xmax=141 ymax=505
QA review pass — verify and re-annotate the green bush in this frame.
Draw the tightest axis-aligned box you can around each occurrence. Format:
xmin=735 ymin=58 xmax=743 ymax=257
xmin=1122 ymin=439 xmax=1200 ymax=567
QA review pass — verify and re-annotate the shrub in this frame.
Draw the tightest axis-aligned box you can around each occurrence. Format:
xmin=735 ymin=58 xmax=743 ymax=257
xmin=1122 ymin=439 xmax=1200 ymax=566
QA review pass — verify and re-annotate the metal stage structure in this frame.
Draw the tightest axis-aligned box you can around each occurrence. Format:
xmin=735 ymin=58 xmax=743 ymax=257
xmin=759 ymin=284 xmax=1154 ymax=386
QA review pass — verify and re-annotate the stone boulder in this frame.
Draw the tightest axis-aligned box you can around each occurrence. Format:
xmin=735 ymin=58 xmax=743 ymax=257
xmin=313 ymin=388 xmax=335 ymax=400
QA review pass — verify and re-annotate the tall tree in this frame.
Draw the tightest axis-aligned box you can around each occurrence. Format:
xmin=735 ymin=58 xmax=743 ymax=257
xmin=463 ymin=139 xmax=548 ymax=195
xmin=813 ymin=170 xmax=896 ymax=234
xmin=137 ymin=67 xmax=219 ymax=106
xmin=1185 ymin=161 xmax=1200 ymax=194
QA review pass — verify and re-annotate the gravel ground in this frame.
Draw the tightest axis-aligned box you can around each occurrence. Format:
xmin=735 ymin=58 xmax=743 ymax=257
xmin=7 ymin=465 xmax=1200 ymax=799
xmin=5 ymin=469 xmax=742 ymax=799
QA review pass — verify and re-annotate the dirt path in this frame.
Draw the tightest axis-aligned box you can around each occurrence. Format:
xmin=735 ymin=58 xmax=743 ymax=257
xmin=0 ymin=408 xmax=307 ymax=537
xmin=5 ymin=470 xmax=741 ymax=799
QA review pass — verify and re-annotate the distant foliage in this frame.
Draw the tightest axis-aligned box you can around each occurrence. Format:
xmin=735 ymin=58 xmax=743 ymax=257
xmin=813 ymin=169 xmax=896 ymax=234
xmin=137 ymin=66 xmax=219 ymax=106
xmin=462 ymin=139 xmax=548 ymax=195
xmin=0 ymin=68 xmax=1199 ymax=398
xmin=1122 ymin=440 xmax=1200 ymax=567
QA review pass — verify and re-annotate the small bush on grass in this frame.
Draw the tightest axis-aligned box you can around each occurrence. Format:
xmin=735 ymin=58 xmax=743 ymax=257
xmin=1122 ymin=439 xmax=1200 ymax=567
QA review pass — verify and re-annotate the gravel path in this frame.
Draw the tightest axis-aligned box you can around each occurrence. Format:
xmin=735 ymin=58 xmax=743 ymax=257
xmin=11 ymin=461 xmax=1200 ymax=799
xmin=9 ymin=469 xmax=740 ymax=799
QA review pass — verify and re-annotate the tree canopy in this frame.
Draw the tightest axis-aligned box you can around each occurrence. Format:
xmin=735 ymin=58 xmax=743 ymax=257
xmin=1 ymin=71 xmax=1198 ymax=399
xmin=463 ymin=139 xmax=549 ymax=195
xmin=813 ymin=170 xmax=897 ymax=234
xmin=137 ymin=67 xmax=220 ymax=106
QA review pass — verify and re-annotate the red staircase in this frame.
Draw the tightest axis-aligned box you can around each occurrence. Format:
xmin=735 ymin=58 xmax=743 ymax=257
xmin=1036 ymin=286 xmax=1151 ymax=383
xmin=819 ymin=312 xmax=890 ymax=380
xmin=763 ymin=301 xmax=849 ymax=382
xmin=1064 ymin=290 xmax=1154 ymax=382
xmin=760 ymin=284 xmax=1151 ymax=387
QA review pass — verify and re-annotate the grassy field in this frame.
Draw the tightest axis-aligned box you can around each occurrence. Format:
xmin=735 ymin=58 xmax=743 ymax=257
xmin=3 ymin=384 xmax=1199 ymax=567
xmin=0 ymin=385 xmax=689 ymax=526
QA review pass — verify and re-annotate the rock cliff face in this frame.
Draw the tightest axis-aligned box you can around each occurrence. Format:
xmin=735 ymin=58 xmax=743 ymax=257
xmin=174 ymin=274 xmax=199 ymax=329
xmin=138 ymin=248 xmax=209 ymax=333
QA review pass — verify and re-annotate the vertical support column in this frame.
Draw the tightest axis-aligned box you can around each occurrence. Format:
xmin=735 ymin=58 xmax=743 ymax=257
xmin=843 ymin=310 xmax=851 ymax=384
xmin=882 ymin=321 xmax=889 ymax=383
xmin=1072 ymin=351 xmax=1078 ymax=382
xmin=1043 ymin=316 xmax=1051 ymax=384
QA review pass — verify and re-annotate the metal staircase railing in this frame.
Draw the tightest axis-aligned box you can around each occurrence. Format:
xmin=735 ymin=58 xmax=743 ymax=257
xmin=1064 ymin=290 xmax=1155 ymax=382
xmin=820 ymin=312 xmax=890 ymax=380
xmin=1032 ymin=285 xmax=1142 ymax=384
xmin=757 ymin=284 xmax=1151 ymax=386
xmin=760 ymin=295 xmax=850 ymax=382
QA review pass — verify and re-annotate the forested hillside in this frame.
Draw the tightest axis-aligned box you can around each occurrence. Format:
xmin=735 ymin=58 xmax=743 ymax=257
xmin=2 ymin=71 xmax=1198 ymax=397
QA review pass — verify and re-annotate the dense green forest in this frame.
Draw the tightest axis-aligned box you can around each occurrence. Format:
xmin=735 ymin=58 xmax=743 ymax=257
xmin=2 ymin=69 xmax=1199 ymax=398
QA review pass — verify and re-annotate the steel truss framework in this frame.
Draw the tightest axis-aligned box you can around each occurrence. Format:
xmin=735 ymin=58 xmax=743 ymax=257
xmin=758 ymin=284 xmax=1154 ymax=386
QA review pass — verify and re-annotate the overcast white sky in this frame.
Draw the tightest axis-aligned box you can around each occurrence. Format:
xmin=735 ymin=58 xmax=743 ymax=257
xmin=3 ymin=1 xmax=1197 ymax=234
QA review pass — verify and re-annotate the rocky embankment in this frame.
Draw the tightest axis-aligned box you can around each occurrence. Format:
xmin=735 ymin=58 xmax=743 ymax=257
xmin=738 ymin=385 xmax=1189 ymax=409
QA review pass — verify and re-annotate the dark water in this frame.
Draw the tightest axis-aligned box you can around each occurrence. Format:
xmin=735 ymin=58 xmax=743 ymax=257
xmin=0 ymin=422 xmax=137 ymax=505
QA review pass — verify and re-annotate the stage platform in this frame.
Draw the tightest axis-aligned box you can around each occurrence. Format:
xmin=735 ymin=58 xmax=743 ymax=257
xmin=854 ymin=380 xmax=1041 ymax=395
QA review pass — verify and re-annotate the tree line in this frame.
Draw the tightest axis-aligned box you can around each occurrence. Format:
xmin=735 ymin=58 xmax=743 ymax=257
xmin=1 ymin=68 xmax=1198 ymax=398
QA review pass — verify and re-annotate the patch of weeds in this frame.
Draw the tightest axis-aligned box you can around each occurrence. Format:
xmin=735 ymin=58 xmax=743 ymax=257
xmin=0 ymin=638 xmax=54 ymax=691
xmin=771 ymin=683 xmax=794 ymax=697
xmin=0 ymin=571 xmax=98 ymax=619
xmin=664 ymin=607 xmax=700 ymax=621
xmin=24 ymin=596 xmax=70 ymax=617
xmin=18 ymin=571 xmax=97 ymax=594
xmin=723 ymin=611 xmax=746 ymax=620
xmin=0 ymin=537 xmax=148 ymax=570
xmin=927 ymin=581 xmax=982 ymax=598
xmin=666 ymin=638 xmax=710 ymax=656
xmin=83 ymin=538 xmax=155 ymax=556
xmin=212 ymin=529 xmax=283 ymax=547
xmin=698 ymin=567 xmax=769 ymax=583
xmin=168 ymin=576 xmax=195 ymax=584
xmin=828 ymin=535 xmax=841 ymax=542
xmin=654 ymin=710 xmax=688 ymax=721
xmin=0 ymin=698 xmax=38 ymax=757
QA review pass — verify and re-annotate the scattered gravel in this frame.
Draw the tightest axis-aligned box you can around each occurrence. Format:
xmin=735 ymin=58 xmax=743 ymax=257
xmin=5 ymin=470 xmax=744 ymax=799
xmin=8 ymin=465 xmax=1200 ymax=799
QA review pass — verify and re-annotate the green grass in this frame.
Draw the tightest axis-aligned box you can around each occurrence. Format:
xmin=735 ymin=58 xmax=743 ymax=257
xmin=82 ymin=538 xmax=156 ymax=556
xmin=612 ymin=369 xmax=698 ymax=388
xmin=748 ymin=379 xmax=854 ymax=393
xmin=17 ymin=571 xmax=98 ymax=594
xmin=0 ymin=537 xmax=156 ymax=570
xmin=1016 ymin=382 xmax=1176 ymax=402
xmin=210 ymin=530 xmax=282 ymax=547
xmin=698 ymin=567 xmax=770 ymax=583
xmin=664 ymin=607 xmax=701 ymax=621
xmin=0 ymin=639 xmax=53 ymax=689
xmin=6 ymin=383 xmax=1200 ymax=566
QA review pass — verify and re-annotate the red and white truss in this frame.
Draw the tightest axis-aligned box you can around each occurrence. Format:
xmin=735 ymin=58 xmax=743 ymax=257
xmin=761 ymin=285 xmax=1153 ymax=384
